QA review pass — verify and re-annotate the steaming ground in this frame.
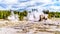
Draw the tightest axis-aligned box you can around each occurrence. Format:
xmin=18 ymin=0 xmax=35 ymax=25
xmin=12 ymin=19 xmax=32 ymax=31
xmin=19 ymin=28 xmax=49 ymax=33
xmin=0 ymin=19 xmax=60 ymax=34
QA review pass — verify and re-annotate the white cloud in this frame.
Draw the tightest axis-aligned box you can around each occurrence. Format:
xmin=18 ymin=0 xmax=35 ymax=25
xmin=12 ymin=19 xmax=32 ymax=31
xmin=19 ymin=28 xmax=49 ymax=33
xmin=25 ymin=0 xmax=56 ymax=10
xmin=0 ymin=6 xmax=7 ymax=10
xmin=50 ymin=6 xmax=60 ymax=10
xmin=35 ymin=0 xmax=51 ymax=3
xmin=2 ymin=0 xmax=18 ymax=4
xmin=0 ymin=0 xmax=60 ymax=11
xmin=48 ymin=6 xmax=60 ymax=12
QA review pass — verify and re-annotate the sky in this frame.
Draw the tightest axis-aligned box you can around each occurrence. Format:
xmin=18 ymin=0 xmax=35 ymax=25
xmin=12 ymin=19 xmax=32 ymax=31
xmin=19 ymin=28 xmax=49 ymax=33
xmin=0 ymin=0 xmax=60 ymax=11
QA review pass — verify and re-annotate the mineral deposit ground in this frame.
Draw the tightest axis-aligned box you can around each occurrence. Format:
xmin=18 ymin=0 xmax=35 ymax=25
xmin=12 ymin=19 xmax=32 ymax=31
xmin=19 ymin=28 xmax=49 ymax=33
xmin=0 ymin=18 xmax=60 ymax=34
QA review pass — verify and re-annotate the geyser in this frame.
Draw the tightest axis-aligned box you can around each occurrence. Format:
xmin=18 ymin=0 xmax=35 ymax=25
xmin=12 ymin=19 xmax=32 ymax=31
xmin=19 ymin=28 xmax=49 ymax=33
xmin=27 ymin=9 xmax=42 ymax=22
xmin=8 ymin=10 xmax=19 ymax=21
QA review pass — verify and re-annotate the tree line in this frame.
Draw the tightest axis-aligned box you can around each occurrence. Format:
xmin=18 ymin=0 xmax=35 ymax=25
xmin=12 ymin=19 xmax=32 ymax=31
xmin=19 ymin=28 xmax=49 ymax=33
xmin=43 ymin=10 xmax=60 ymax=18
xmin=0 ymin=10 xmax=60 ymax=20
xmin=0 ymin=10 xmax=27 ymax=20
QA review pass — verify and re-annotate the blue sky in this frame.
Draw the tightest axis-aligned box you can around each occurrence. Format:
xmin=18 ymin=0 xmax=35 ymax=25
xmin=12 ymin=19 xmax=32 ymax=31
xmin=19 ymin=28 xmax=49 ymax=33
xmin=0 ymin=0 xmax=60 ymax=11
